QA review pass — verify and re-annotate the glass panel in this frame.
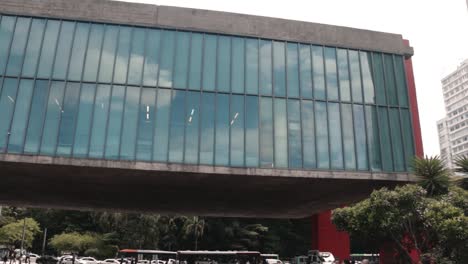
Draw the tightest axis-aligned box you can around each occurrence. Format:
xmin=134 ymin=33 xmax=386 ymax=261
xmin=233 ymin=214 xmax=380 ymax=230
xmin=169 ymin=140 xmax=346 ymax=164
xmin=384 ymin=54 xmax=398 ymax=105
xmin=349 ymin=50 xmax=363 ymax=102
xmin=287 ymin=99 xmax=302 ymax=168
xmin=98 ymin=25 xmax=119 ymax=83
xmin=312 ymin=46 xmax=325 ymax=100
xmin=372 ymin=53 xmax=386 ymax=105
xmin=337 ymin=49 xmax=351 ymax=101
xmin=315 ymin=101 xmax=329 ymax=169
xmin=231 ymin=37 xmax=245 ymax=94
xmin=89 ymin=84 xmax=111 ymax=158
xmin=56 ymin=82 xmax=81 ymax=156
xmin=7 ymin=79 xmax=34 ymax=153
xmin=200 ymin=93 xmax=215 ymax=165
xmin=136 ymin=88 xmax=156 ymax=161
xmin=287 ymin=43 xmax=299 ymax=98
xmin=6 ymin=17 xmax=31 ymax=76
xmin=342 ymin=104 xmax=356 ymax=170
xmin=24 ymin=80 xmax=49 ymax=154
xmin=353 ymin=104 xmax=368 ymax=170
xmin=230 ymin=94 xmax=244 ymax=167
xmin=401 ymin=109 xmax=414 ymax=170
xmin=378 ymin=107 xmax=393 ymax=171
xmin=173 ymin=31 xmax=190 ymax=89
xmin=40 ymin=81 xmax=66 ymax=155
xmin=245 ymin=39 xmax=258 ymax=94
xmin=120 ymin=86 xmax=140 ymax=160
xmin=67 ymin=23 xmax=90 ymax=81
xmin=259 ymin=40 xmax=272 ymax=95
xmin=215 ymin=94 xmax=229 ymax=166
xmin=72 ymin=83 xmax=95 ymax=157
xmin=188 ymin=33 xmax=203 ymax=90
xmin=185 ymin=91 xmax=200 ymax=164
xmin=22 ymin=19 xmax=46 ymax=77
xmin=113 ymin=26 xmax=132 ymax=84
xmin=245 ymin=96 xmax=259 ymax=167
xmin=302 ymin=100 xmax=316 ymax=168
xmin=324 ymin=47 xmax=339 ymax=101
xmin=299 ymin=44 xmax=313 ymax=99
xmin=0 ymin=78 xmax=19 ymax=152
xmin=394 ymin=56 xmax=409 ymax=107
xmin=37 ymin=20 xmax=60 ymax=79
xmin=143 ymin=29 xmax=161 ymax=87
xmin=389 ymin=108 xmax=404 ymax=171
xmin=0 ymin=16 xmax=16 ymax=74
xmin=202 ymin=34 xmax=216 ymax=91
xmin=328 ymin=103 xmax=343 ymax=169
xmin=217 ymin=35 xmax=230 ymax=93
xmin=168 ymin=90 xmax=185 ymax=163
xmin=159 ymin=30 xmax=175 ymax=88
xmin=153 ymin=88 xmax=171 ymax=162
xmin=273 ymin=41 xmax=286 ymax=97
xmin=52 ymin=21 xmax=75 ymax=79
xmin=365 ymin=105 xmax=382 ymax=171
xmin=127 ymin=28 xmax=145 ymax=86
xmin=83 ymin=24 xmax=104 ymax=82
xmin=260 ymin=97 xmax=273 ymax=167
xmin=104 ymin=85 xmax=125 ymax=160
xmin=360 ymin=51 xmax=375 ymax=103
xmin=274 ymin=98 xmax=287 ymax=167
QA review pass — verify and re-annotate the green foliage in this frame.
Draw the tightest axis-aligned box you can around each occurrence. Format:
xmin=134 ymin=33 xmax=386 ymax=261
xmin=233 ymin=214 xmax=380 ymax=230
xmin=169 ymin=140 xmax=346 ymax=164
xmin=182 ymin=217 xmax=205 ymax=250
xmin=412 ymin=156 xmax=451 ymax=196
xmin=0 ymin=218 xmax=41 ymax=249
xmin=454 ymin=155 xmax=468 ymax=190
xmin=49 ymin=232 xmax=100 ymax=254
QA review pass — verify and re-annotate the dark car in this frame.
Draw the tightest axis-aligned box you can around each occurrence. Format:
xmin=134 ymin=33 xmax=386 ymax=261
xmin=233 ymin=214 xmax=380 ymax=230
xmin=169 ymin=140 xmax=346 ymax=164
xmin=37 ymin=256 xmax=59 ymax=264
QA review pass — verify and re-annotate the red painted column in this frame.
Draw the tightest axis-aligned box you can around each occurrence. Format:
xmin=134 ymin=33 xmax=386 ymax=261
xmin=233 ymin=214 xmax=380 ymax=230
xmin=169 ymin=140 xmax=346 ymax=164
xmin=312 ymin=211 xmax=350 ymax=261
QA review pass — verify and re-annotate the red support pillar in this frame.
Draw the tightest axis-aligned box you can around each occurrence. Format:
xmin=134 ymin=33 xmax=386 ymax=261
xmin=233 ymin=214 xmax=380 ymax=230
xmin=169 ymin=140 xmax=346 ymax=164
xmin=312 ymin=211 xmax=350 ymax=261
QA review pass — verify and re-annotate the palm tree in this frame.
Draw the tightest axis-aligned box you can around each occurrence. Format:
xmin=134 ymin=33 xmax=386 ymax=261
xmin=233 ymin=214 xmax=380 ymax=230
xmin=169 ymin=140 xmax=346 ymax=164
xmin=453 ymin=155 xmax=468 ymax=190
xmin=411 ymin=156 xmax=451 ymax=196
xmin=182 ymin=216 xmax=205 ymax=250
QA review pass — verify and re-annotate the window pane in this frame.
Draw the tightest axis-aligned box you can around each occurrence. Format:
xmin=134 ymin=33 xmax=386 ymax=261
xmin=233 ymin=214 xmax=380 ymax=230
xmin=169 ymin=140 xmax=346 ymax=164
xmin=287 ymin=43 xmax=299 ymax=98
xmin=24 ymin=80 xmax=49 ymax=154
xmin=143 ymin=29 xmax=161 ymax=87
xmin=153 ymin=88 xmax=171 ymax=162
xmin=200 ymin=93 xmax=215 ymax=165
xmin=0 ymin=78 xmax=19 ymax=152
xmin=394 ymin=56 xmax=409 ymax=107
xmin=324 ymin=47 xmax=338 ymax=101
xmin=259 ymin=40 xmax=272 ymax=95
xmin=104 ymin=85 xmax=125 ymax=160
xmin=127 ymin=28 xmax=145 ymax=86
xmin=273 ymin=41 xmax=286 ymax=97
xmin=365 ymin=105 xmax=382 ymax=171
xmin=56 ymin=82 xmax=81 ymax=156
xmin=173 ymin=31 xmax=190 ymax=89
xmin=168 ymin=90 xmax=185 ymax=163
xmin=6 ymin=17 xmax=31 ymax=76
xmin=231 ymin=37 xmax=245 ymax=94
xmin=378 ymin=107 xmax=393 ymax=171
xmin=288 ymin=99 xmax=302 ymax=168
xmin=299 ymin=44 xmax=313 ymax=99
xmin=40 ymin=81 xmax=66 ymax=155
xmin=159 ymin=30 xmax=175 ymax=88
xmin=384 ymin=54 xmax=398 ymax=105
xmin=83 ymin=24 xmax=104 ymax=82
xmin=245 ymin=96 xmax=259 ymax=167
xmin=0 ymin=16 xmax=16 ymax=74
xmin=372 ymin=53 xmax=386 ymax=105
xmin=22 ymin=19 xmax=45 ymax=77
xmin=349 ymin=50 xmax=363 ymax=102
xmin=312 ymin=46 xmax=325 ymax=100
xmin=53 ymin=21 xmax=75 ymax=79
xmin=315 ymin=101 xmax=329 ymax=169
xmin=188 ymin=33 xmax=203 ymax=90
xmin=73 ymin=83 xmax=95 ymax=157
xmin=328 ymin=103 xmax=343 ymax=169
xmin=98 ymin=25 xmax=119 ymax=83
xmin=67 ymin=22 xmax=90 ymax=81
xmin=360 ymin=51 xmax=375 ymax=103
xmin=185 ymin=91 xmax=200 ymax=164
xmin=260 ymin=97 xmax=273 ymax=167
xmin=401 ymin=109 xmax=414 ymax=170
xmin=230 ymin=94 xmax=244 ymax=167
xmin=389 ymin=108 xmax=404 ymax=171
xmin=342 ymin=104 xmax=356 ymax=170
xmin=36 ymin=20 xmax=60 ymax=79
xmin=302 ymin=100 xmax=316 ymax=168
xmin=120 ymin=86 xmax=140 ymax=160
xmin=353 ymin=105 xmax=368 ymax=170
xmin=217 ymin=35 xmax=230 ymax=93
xmin=202 ymin=34 xmax=216 ymax=91
xmin=136 ymin=88 xmax=156 ymax=161
xmin=215 ymin=94 xmax=229 ymax=166
xmin=274 ymin=98 xmax=287 ymax=167
xmin=113 ymin=26 xmax=131 ymax=84
xmin=7 ymin=80 xmax=34 ymax=153
xmin=337 ymin=49 xmax=351 ymax=101
xmin=89 ymin=84 xmax=111 ymax=158
xmin=246 ymin=39 xmax=258 ymax=94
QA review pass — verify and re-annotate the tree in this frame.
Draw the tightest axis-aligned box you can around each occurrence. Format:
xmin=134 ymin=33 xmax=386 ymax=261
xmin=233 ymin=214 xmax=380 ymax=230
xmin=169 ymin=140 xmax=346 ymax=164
xmin=412 ymin=156 xmax=451 ymax=196
xmin=49 ymin=232 xmax=100 ymax=254
xmin=454 ymin=156 xmax=468 ymax=190
xmin=182 ymin=217 xmax=205 ymax=250
xmin=0 ymin=218 xmax=41 ymax=250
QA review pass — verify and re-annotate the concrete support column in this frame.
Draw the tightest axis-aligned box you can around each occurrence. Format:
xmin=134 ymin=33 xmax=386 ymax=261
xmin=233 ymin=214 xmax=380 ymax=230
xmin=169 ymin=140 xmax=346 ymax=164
xmin=311 ymin=210 xmax=350 ymax=261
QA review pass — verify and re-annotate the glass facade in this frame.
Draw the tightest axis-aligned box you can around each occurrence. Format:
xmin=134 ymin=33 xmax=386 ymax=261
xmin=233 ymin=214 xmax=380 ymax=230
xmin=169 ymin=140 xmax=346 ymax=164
xmin=0 ymin=15 xmax=415 ymax=172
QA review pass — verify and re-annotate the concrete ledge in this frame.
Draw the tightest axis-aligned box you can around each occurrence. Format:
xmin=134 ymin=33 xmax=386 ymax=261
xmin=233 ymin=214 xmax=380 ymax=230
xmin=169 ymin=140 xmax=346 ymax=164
xmin=0 ymin=0 xmax=413 ymax=56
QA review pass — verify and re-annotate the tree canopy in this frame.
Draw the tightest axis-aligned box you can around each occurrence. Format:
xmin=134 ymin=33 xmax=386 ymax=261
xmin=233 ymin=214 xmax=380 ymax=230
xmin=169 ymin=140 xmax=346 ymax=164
xmin=0 ymin=218 xmax=41 ymax=250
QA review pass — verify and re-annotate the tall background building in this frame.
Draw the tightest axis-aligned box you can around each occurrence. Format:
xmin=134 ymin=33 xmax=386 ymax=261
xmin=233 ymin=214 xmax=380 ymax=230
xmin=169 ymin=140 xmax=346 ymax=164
xmin=438 ymin=59 xmax=468 ymax=168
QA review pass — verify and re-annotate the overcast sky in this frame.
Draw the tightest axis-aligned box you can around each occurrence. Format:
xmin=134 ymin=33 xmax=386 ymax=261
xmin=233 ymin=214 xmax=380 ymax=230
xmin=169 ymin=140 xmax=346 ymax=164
xmin=124 ymin=0 xmax=468 ymax=156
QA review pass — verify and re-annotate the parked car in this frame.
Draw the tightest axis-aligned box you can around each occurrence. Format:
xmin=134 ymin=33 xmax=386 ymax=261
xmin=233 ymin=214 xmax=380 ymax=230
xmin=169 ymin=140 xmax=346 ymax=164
xmin=318 ymin=252 xmax=335 ymax=264
xmin=29 ymin=253 xmax=41 ymax=263
xmin=61 ymin=257 xmax=85 ymax=264
xmin=80 ymin=257 xmax=99 ymax=264
xmin=100 ymin=259 xmax=121 ymax=264
xmin=37 ymin=256 xmax=59 ymax=264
